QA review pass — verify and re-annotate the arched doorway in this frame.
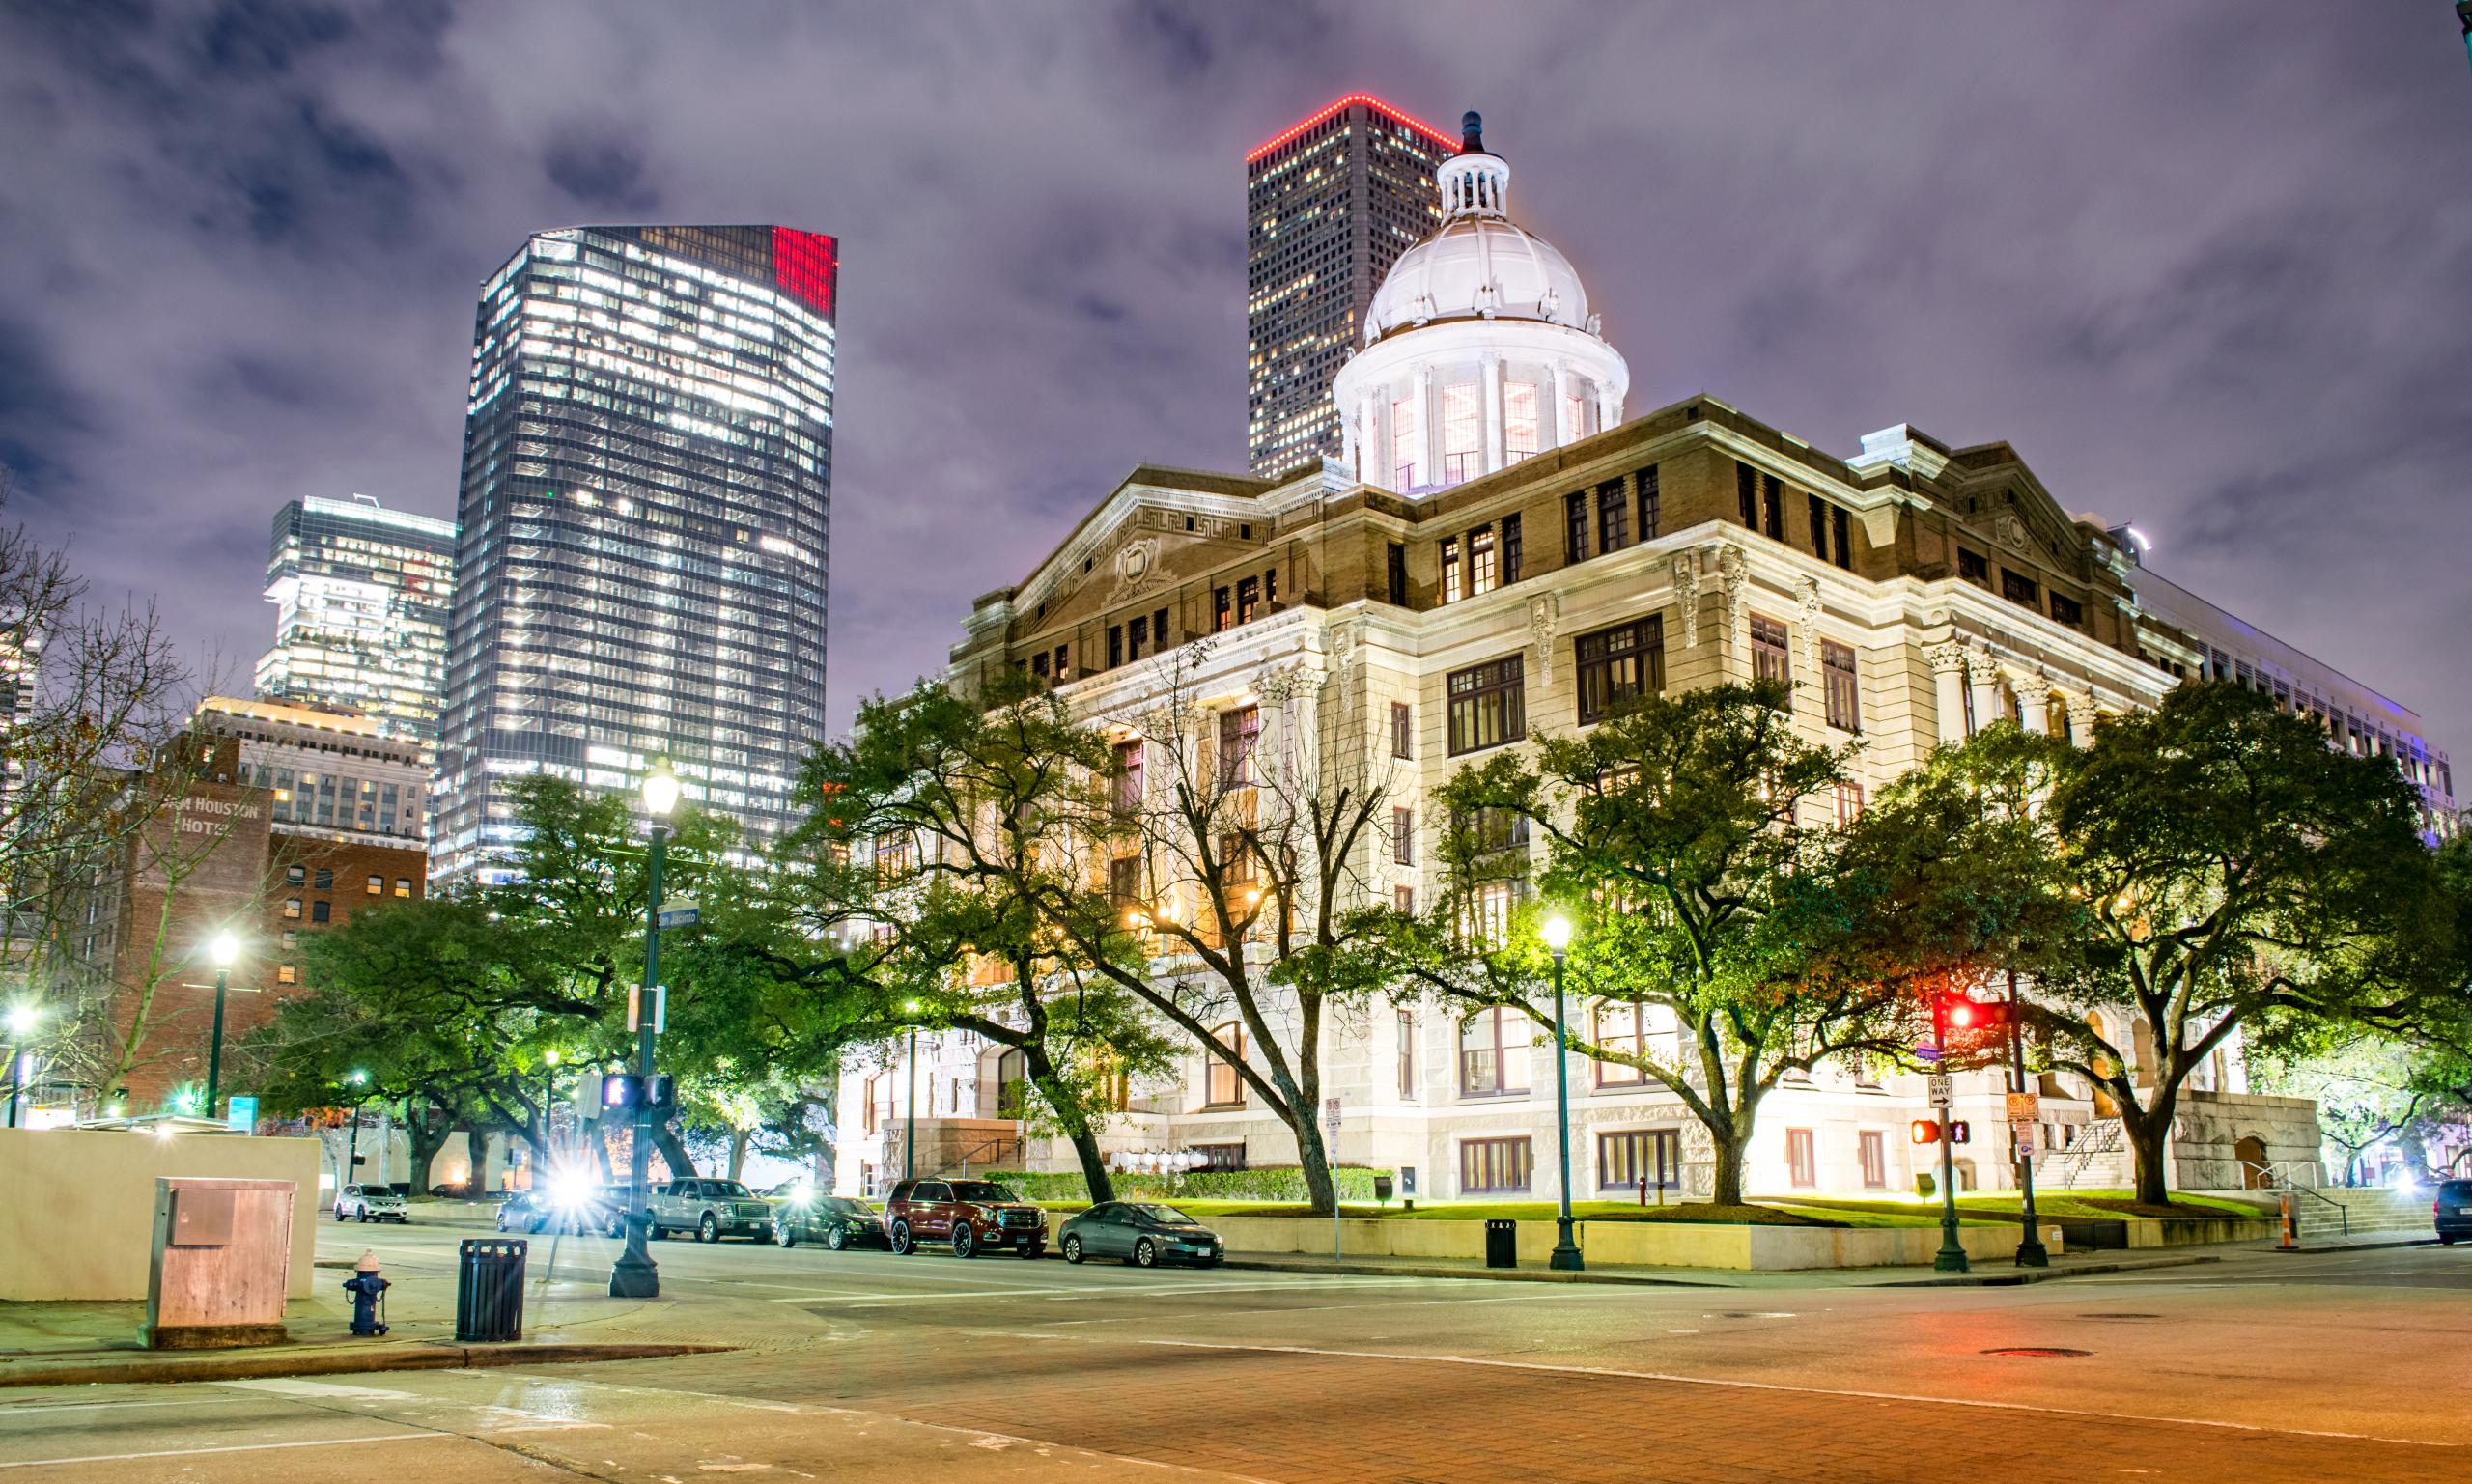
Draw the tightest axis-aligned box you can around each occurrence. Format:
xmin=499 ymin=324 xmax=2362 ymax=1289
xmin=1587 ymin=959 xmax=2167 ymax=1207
xmin=2235 ymin=1134 xmax=2269 ymax=1189
xmin=994 ymin=1049 xmax=1028 ymax=1120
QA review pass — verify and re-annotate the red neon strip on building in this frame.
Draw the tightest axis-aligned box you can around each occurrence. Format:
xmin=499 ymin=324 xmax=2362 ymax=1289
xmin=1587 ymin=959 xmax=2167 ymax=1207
xmin=1246 ymin=93 xmax=1457 ymax=164
xmin=771 ymin=227 xmax=839 ymax=319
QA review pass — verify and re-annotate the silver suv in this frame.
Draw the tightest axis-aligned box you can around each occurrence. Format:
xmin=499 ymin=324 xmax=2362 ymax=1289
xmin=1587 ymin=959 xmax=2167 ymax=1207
xmin=648 ymin=1178 xmax=773 ymax=1243
xmin=333 ymin=1183 xmax=407 ymax=1223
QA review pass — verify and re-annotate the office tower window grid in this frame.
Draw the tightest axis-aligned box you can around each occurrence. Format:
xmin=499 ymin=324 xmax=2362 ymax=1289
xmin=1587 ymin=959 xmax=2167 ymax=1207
xmin=1247 ymin=96 xmax=1453 ymax=477
xmin=255 ymin=497 xmax=458 ymax=765
xmin=434 ymin=224 xmax=836 ymax=888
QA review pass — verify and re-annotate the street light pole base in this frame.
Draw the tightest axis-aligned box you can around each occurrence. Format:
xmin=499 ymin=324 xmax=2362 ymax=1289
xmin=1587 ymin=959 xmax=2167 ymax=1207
xmin=608 ymin=1253 xmax=660 ymax=1298
xmin=1933 ymin=1246 xmax=1971 ymax=1274
xmin=1549 ymin=1217 xmax=1585 ymax=1272
xmin=2013 ymin=1235 xmax=2050 ymax=1268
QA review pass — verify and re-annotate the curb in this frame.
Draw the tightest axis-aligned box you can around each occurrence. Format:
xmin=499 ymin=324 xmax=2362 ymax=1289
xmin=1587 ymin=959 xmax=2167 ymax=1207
xmin=0 ymin=1340 xmax=728 ymax=1389
xmin=1866 ymin=1254 xmax=2220 ymax=1288
xmin=2276 ymin=1234 xmax=2438 ymax=1255
xmin=1217 ymin=1257 xmax=1728 ymax=1287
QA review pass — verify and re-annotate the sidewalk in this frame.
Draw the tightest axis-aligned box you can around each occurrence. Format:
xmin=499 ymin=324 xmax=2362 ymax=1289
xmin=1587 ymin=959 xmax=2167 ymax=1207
xmin=1221 ymin=1247 xmax=2223 ymax=1289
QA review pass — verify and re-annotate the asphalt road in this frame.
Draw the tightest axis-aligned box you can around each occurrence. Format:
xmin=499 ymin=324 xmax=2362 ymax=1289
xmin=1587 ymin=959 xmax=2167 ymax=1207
xmin=2 ymin=1220 xmax=2466 ymax=1482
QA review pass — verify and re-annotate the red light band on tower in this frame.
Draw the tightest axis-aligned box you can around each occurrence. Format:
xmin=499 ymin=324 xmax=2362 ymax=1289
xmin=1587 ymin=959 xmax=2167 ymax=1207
xmin=1246 ymin=93 xmax=1457 ymax=164
xmin=771 ymin=228 xmax=839 ymax=319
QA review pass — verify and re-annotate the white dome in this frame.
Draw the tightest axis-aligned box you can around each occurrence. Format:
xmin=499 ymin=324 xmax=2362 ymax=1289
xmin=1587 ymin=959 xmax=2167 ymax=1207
xmin=1365 ymin=215 xmax=1591 ymax=341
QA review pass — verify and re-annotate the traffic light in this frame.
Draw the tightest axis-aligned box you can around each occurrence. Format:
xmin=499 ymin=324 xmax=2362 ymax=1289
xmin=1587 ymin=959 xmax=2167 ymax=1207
xmin=1911 ymin=1119 xmax=1941 ymax=1145
xmin=647 ymin=1074 xmax=676 ymax=1112
xmin=1949 ymin=1120 xmax=1972 ymax=1144
xmin=1930 ymin=992 xmax=2013 ymax=1039
xmin=600 ymin=1073 xmax=644 ymax=1109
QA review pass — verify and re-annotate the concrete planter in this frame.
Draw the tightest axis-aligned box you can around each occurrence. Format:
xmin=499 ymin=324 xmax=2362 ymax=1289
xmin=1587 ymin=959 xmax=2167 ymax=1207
xmin=1208 ymin=1213 xmax=2065 ymax=1271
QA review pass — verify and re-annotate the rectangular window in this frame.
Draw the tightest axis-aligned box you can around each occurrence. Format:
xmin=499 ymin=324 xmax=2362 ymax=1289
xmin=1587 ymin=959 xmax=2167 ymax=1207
xmin=1215 ymin=586 xmax=1232 ymax=631
xmin=1113 ymin=738 xmax=1144 ymax=815
xmin=1154 ymin=607 xmax=1170 ymax=649
xmin=1397 ymin=1010 xmax=1417 ymax=1098
xmin=1218 ymin=706 xmax=1260 ymax=788
xmin=287 ymin=865 xmax=305 ymax=886
xmin=1737 ymin=461 xmax=1758 ymax=528
xmin=1264 ymin=568 xmax=1277 ymax=607
xmin=1859 ymin=1130 xmax=1888 ymax=1190
xmin=1957 ymin=547 xmax=1990 ymax=587
xmin=1467 ymin=526 xmax=1497 ymax=596
xmin=1194 ymin=1141 xmax=1248 ymax=1171
xmin=1390 ymin=701 xmax=1414 ymax=760
xmin=1822 ymin=640 xmax=1861 ymax=733
xmin=1599 ymin=1129 xmax=1681 ymax=1190
xmin=1808 ymin=493 xmax=1830 ymax=561
xmin=1751 ymin=614 xmax=1792 ymax=691
xmin=1574 ymin=616 xmax=1665 ymax=725
xmin=1460 ymin=1135 xmax=1533 ymax=1193
xmin=284 ymin=898 xmax=302 ymax=919
xmin=1031 ymin=650 xmax=1050 ymax=680
xmin=2050 ymin=592 xmax=2084 ymax=627
xmin=310 ymin=900 xmax=330 ymax=924
xmin=1391 ymin=806 xmax=1415 ymax=865
xmin=394 ymin=878 xmax=411 ymax=898
xmin=1447 ymin=655 xmax=1527 ymax=755
xmin=1834 ymin=780 xmax=1865 ymax=827
xmin=1762 ymin=474 xmax=1784 ymax=541
xmin=1395 ymin=884 xmax=1416 ymax=915
xmin=1592 ymin=1000 xmax=1655 ymax=1087
xmin=365 ymin=875 xmax=381 ymax=896
xmin=1638 ymin=464 xmax=1661 ymax=541
xmin=1440 ymin=381 xmax=1481 ymax=484
xmin=1787 ymin=1129 xmax=1817 ymax=1189
xmin=1054 ymin=644 xmax=1071 ymax=680
xmin=313 ymin=868 xmax=332 ymax=890
xmin=1109 ymin=854 xmax=1140 ymax=907
xmin=1503 ymin=382 xmax=1540 ymax=462
xmin=875 ymin=832 xmax=916 ymax=884
xmin=1387 ymin=543 xmax=1409 ymax=606
xmin=1440 ymin=537 xmax=1463 ymax=603
xmin=1831 ymin=505 xmax=1852 ymax=570
xmin=1107 ymin=625 xmax=1124 ymax=669
xmin=277 ymin=964 xmax=298 ymax=985
xmin=2001 ymin=568 xmax=2039 ymax=607
xmin=1206 ymin=1030 xmax=1246 ymax=1107
xmin=1127 ymin=613 xmax=1148 ymax=660
xmin=1501 ymin=513 xmax=1523 ymax=584
xmin=1597 ymin=481 xmax=1627 ymax=553
xmin=1456 ymin=806 xmax=1529 ymax=854
xmin=1565 ymin=490 xmax=1590 ymax=563
xmin=1391 ymin=395 xmax=1420 ymax=488
xmin=1236 ymin=575 xmax=1261 ymax=625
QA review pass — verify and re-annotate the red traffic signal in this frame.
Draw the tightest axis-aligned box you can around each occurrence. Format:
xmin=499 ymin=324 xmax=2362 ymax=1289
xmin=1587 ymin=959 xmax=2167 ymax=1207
xmin=1911 ymin=1120 xmax=1941 ymax=1145
xmin=1930 ymin=994 xmax=2013 ymax=1036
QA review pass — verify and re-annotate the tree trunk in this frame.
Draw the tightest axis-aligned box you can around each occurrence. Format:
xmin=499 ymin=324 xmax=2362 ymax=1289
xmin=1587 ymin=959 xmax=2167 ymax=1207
xmin=652 ymin=1118 xmax=696 ymax=1183
xmin=728 ymin=1128 xmax=752 ymax=1182
xmin=465 ymin=1127 xmax=490 ymax=1191
xmin=1020 ymin=1042 xmax=1114 ymax=1203
xmin=1291 ymin=1116 xmax=1337 ymax=1214
xmin=1707 ymin=1127 xmax=1749 ymax=1208
xmin=406 ymin=1108 xmax=451 ymax=1192
xmin=2121 ymin=1106 xmax=2172 ymax=1207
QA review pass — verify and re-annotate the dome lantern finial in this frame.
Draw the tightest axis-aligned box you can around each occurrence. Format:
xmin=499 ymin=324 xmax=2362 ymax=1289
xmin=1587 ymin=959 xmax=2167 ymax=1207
xmin=1460 ymin=110 xmax=1483 ymax=154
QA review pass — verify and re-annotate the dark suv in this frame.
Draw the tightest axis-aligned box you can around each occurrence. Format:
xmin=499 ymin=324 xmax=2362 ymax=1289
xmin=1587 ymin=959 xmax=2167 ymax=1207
xmin=2437 ymin=1179 xmax=2472 ymax=1245
xmin=884 ymin=1178 xmax=1047 ymax=1259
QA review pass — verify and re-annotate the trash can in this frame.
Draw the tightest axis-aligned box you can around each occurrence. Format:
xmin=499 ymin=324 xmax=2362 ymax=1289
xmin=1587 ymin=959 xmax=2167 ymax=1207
xmin=1483 ymin=1218 xmax=1517 ymax=1269
xmin=455 ymin=1238 xmax=528 ymax=1343
xmin=1372 ymin=1174 xmax=1394 ymax=1204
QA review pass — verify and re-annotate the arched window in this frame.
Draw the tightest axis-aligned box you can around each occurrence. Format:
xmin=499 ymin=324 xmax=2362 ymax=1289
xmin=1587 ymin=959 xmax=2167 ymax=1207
xmin=862 ymin=1071 xmax=887 ymax=1135
xmin=1459 ymin=1008 xmax=1531 ymax=1098
xmin=1204 ymin=1023 xmax=1246 ymax=1108
xmin=995 ymin=1049 xmax=1027 ymax=1120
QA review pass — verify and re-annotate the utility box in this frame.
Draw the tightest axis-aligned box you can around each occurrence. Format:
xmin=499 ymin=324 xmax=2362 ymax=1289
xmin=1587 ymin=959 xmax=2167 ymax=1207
xmin=143 ymin=1176 xmax=295 ymax=1349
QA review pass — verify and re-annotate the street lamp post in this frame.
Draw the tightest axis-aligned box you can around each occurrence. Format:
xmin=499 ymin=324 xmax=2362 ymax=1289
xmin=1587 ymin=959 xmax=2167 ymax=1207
xmin=203 ymin=933 xmax=240 ymax=1120
xmin=1541 ymin=914 xmax=1584 ymax=1273
xmin=2006 ymin=970 xmax=2050 ymax=1268
xmin=5 ymin=1004 xmax=37 ymax=1129
xmin=343 ymin=1069 xmax=369 ymax=1185
xmin=610 ymin=761 xmax=679 ymax=1301
xmin=1930 ymin=1000 xmax=1970 ymax=1274
xmin=903 ymin=1000 xmax=921 ymax=1181
xmin=542 ymin=1049 xmax=562 ymax=1169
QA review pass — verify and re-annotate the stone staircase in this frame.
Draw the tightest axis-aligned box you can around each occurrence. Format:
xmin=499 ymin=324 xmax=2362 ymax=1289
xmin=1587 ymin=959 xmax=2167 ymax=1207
xmin=2042 ymin=1119 xmax=2130 ymax=1190
xmin=2283 ymin=1187 xmax=2430 ymax=1244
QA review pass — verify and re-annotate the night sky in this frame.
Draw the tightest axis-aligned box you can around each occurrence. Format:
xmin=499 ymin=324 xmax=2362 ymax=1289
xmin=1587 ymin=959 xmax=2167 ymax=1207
xmin=4 ymin=3 xmax=2467 ymax=751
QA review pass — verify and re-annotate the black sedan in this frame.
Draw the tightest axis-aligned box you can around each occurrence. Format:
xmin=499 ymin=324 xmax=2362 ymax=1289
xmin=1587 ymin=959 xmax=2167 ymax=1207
xmin=772 ymin=1190 xmax=888 ymax=1250
xmin=1057 ymin=1201 xmax=1223 ymax=1268
xmin=2438 ymin=1178 xmax=2472 ymax=1245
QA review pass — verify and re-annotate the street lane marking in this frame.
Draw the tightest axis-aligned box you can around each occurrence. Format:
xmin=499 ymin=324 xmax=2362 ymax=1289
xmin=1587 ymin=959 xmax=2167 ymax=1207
xmin=0 ymin=1431 xmax=451 ymax=1469
xmin=0 ymin=1399 xmax=221 ymax=1416
xmin=1138 ymin=1340 xmax=2464 ymax=1448
xmin=219 ymin=1379 xmax=421 ymax=1400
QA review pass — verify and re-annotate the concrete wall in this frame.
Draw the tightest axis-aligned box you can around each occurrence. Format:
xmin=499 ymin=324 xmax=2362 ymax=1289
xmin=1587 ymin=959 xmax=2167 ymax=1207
xmin=2171 ymin=1090 xmax=2323 ymax=1190
xmin=0 ymin=1129 xmax=321 ymax=1301
xmin=1207 ymin=1214 xmax=2062 ymax=1270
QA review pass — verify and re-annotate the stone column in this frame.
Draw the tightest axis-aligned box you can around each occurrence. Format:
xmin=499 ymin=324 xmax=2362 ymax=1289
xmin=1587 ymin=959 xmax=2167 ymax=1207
xmin=1965 ymin=648 xmax=2004 ymax=735
xmin=1926 ymin=642 xmax=1969 ymax=745
xmin=2065 ymin=692 xmax=2096 ymax=747
xmin=2013 ymin=670 xmax=2052 ymax=737
xmin=1414 ymin=365 xmax=1437 ymax=486
xmin=1481 ymin=352 xmax=1504 ymax=476
xmin=1548 ymin=360 xmax=1570 ymax=449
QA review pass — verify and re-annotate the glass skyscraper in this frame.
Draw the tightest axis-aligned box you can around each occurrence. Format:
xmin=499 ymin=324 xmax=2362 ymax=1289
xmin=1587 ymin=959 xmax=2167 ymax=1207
xmin=1247 ymin=95 xmax=1453 ymax=478
xmin=432 ymin=224 xmax=837 ymax=889
xmin=255 ymin=495 xmax=459 ymax=765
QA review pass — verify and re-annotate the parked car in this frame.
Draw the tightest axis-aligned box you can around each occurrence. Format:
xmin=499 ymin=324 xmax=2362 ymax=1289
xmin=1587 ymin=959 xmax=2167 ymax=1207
xmin=2437 ymin=1179 xmax=2472 ymax=1245
xmin=333 ymin=1183 xmax=407 ymax=1223
xmin=497 ymin=1185 xmax=624 ymax=1237
xmin=771 ymin=1190 xmax=888 ymax=1250
xmin=1058 ymin=1202 xmax=1222 ymax=1268
xmin=883 ymin=1177 xmax=1047 ymax=1258
xmin=648 ymin=1177 xmax=776 ymax=1243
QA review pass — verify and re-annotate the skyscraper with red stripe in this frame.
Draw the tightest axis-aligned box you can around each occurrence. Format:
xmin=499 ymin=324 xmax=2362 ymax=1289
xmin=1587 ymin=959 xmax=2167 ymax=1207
xmin=1246 ymin=96 xmax=1454 ymax=477
xmin=433 ymin=225 xmax=837 ymax=888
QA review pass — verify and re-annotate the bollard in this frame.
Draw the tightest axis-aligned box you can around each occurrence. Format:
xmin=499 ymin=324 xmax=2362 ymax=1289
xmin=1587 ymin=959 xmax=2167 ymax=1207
xmin=2277 ymin=1192 xmax=2298 ymax=1251
xmin=341 ymin=1249 xmax=390 ymax=1336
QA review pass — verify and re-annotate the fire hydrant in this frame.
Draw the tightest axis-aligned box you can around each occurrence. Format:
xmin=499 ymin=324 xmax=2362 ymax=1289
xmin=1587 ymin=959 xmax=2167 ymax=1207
xmin=342 ymin=1249 xmax=389 ymax=1336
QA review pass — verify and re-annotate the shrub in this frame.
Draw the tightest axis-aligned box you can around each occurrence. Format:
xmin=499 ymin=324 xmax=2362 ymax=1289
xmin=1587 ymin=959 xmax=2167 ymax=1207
xmin=978 ymin=1165 xmax=1378 ymax=1203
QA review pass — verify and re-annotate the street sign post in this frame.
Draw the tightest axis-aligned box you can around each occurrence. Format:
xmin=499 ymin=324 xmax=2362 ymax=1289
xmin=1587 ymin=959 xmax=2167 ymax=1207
xmin=656 ymin=899 xmax=700 ymax=930
xmin=1324 ymin=1097 xmax=1343 ymax=1268
xmin=2006 ymin=1091 xmax=2039 ymax=1122
xmin=1926 ymin=1074 xmax=1952 ymax=1107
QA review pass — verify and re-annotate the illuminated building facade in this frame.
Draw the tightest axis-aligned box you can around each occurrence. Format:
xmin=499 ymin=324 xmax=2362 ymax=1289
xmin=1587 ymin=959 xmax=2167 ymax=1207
xmin=255 ymin=495 xmax=457 ymax=767
xmin=1247 ymin=95 xmax=1453 ymax=478
xmin=433 ymin=225 xmax=837 ymax=889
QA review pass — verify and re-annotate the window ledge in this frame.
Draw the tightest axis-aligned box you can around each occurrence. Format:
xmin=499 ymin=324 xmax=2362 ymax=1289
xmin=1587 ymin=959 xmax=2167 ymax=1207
xmin=1456 ymin=1089 xmax=1531 ymax=1103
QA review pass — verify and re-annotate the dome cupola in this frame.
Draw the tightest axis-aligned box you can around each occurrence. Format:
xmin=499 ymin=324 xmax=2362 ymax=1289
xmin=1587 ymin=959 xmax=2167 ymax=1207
xmin=1333 ymin=111 xmax=1629 ymax=496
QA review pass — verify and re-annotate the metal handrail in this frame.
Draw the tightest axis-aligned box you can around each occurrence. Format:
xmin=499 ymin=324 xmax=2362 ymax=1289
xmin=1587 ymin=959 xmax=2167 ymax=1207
xmin=957 ymin=1134 xmax=1022 ymax=1177
xmin=2240 ymin=1161 xmax=2346 ymax=1236
xmin=2048 ymin=1118 xmax=2124 ymax=1190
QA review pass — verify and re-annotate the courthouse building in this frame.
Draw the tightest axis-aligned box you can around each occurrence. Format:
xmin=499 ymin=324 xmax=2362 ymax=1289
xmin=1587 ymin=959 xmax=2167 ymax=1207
xmin=835 ymin=115 xmax=2450 ymax=1203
